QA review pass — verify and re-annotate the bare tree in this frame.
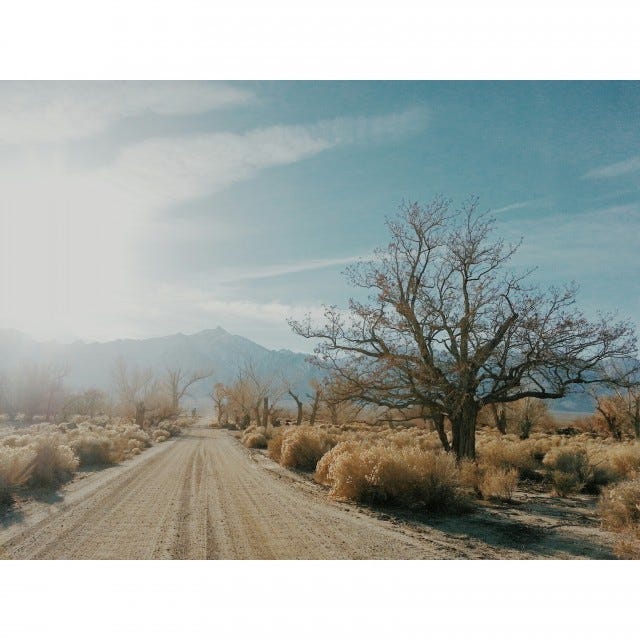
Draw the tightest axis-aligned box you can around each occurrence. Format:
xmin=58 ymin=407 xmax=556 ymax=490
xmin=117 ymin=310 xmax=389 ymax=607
xmin=290 ymin=197 xmax=637 ymax=459
xmin=307 ymin=379 xmax=322 ymax=426
xmin=163 ymin=366 xmax=212 ymax=415
xmin=236 ymin=359 xmax=287 ymax=427
xmin=111 ymin=358 xmax=155 ymax=424
xmin=210 ymin=382 xmax=229 ymax=425
xmin=287 ymin=388 xmax=304 ymax=425
xmin=5 ymin=362 xmax=69 ymax=421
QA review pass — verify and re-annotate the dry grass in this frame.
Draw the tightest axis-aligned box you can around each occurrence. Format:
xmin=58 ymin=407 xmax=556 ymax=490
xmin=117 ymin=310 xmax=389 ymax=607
xmin=477 ymin=438 xmax=537 ymax=479
xmin=598 ymin=477 xmax=640 ymax=559
xmin=0 ymin=415 xmax=185 ymax=505
xmin=241 ymin=428 xmax=269 ymax=449
xmin=316 ymin=442 xmax=466 ymax=511
xmin=459 ymin=461 xmax=519 ymax=501
xmin=279 ymin=427 xmax=337 ymax=471
xmin=0 ymin=445 xmax=36 ymax=505
xmin=28 ymin=436 xmax=79 ymax=487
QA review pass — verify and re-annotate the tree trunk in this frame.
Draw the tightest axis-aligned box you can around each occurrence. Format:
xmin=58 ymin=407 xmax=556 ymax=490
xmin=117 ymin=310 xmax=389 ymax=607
xmin=135 ymin=401 xmax=145 ymax=427
xmin=309 ymin=391 xmax=320 ymax=425
xmin=491 ymin=404 xmax=507 ymax=435
xmin=288 ymin=390 xmax=303 ymax=425
xmin=262 ymin=397 xmax=269 ymax=427
xmin=451 ymin=400 xmax=478 ymax=460
xmin=432 ymin=412 xmax=450 ymax=452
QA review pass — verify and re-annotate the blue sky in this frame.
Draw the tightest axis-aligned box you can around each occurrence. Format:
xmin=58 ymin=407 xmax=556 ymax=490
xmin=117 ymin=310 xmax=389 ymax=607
xmin=0 ymin=81 xmax=638 ymax=351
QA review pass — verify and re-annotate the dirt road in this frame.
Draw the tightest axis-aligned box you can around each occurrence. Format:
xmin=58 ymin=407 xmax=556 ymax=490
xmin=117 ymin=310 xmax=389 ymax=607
xmin=0 ymin=424 xmax=615 ymax=559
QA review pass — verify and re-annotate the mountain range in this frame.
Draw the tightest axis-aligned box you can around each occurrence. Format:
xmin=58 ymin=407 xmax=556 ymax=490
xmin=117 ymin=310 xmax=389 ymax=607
xmin=0 ymin=327 xmax=596 ymax=414
xmin=0 ymin=327 xmax=319 ymax=409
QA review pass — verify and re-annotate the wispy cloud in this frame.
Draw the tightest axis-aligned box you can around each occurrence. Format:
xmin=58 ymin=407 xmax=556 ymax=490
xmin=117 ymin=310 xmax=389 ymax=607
xmin=491 ymin=198 xmax=549 ymax=214
xmin=0 ymin=105 xmax=427 ymax=344
xmin=0 ymin=82 xmax=253 ymax=144
xmin=582 ymin=156 xmax=640 ymax=179
xmin=220 ymin=253 xmax=376 ymax=283
xmin=103 ymin=107 xmax=429 ymax=207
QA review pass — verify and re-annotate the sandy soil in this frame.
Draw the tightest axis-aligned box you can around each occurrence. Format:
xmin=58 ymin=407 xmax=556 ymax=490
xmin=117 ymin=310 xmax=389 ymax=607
xmin=0 ymin=422 xmax=617 ymax=559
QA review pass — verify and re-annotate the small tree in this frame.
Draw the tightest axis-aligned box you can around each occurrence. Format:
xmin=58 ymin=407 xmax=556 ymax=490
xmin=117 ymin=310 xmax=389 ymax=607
xmin=290 ymin=197 xmax=637 ymax=460
xmin=111 ymin=358 xmax=155 ymax=421
xmin=163 ymin=366 xmax=212 ymax=415
xmin=210 ymin=382 xmax=229 ymax=425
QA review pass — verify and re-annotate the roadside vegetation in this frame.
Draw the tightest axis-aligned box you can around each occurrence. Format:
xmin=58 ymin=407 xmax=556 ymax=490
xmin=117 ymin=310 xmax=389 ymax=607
xmin=0 ymin=415 xmax=193 ymax=507
xmin=235 ymin=401 xmax=640 ymax=557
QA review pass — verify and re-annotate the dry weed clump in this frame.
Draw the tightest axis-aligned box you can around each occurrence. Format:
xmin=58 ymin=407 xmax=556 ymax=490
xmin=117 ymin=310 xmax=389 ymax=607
xmin=28 ymin=436 xmax=79 ymax=487
xmin=267 ymin=429 xmax=284 ymax=461
xmin=598 ymin=477 xmax=640 ymax=559
xmin=599 ymin=477 xmax=640 ymax=531
xmin=152 ymin=429 xmax=171 ymax=443
xmin=459 ymin=461 xmax=519 ymax=501
xmin=0 ymin=416 xmax=185 ymax=503
xmin=68 ymin=434 xmax=115 ymax=466
xmin=477 ymin=438 xmax=537 ymax=479
xmin=606 ymin=443 xmax=640 ymax=478
xmin=0 ymin=445 xmax=36 ymax=505
xmin=279 ymin=427 xmax=337 ymax=471
xmin=240 ymin=426 xmax=269 ymax=449
xmin=542 ymin=445 xmax=592 ymax=496
xmin=316 ymin=443 xmax=466 ymax=512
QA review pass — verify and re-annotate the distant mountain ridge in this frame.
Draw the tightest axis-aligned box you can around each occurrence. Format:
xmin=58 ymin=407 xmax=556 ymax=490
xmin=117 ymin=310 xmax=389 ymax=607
xmin=0 ymin=327 xmax=598 ymax=414
xmin=0 ymin=327 xmax=319 ymax=408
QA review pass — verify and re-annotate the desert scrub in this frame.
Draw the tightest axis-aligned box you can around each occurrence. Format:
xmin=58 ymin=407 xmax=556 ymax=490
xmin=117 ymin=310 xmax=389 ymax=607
xmin=241 ymin=426 xmax=269 ymax=449
xmin=267 ymin=429 xmax=285 ymax=461
xmin=542 ymin=445 xmax=592 ymax=496
xmin=279 ymin=427 xmax=337 ymax=471
xmin=459 ymin=461 xmax=519 ymax=501
xmin=477 ymin=439 xmax=537 ymax=479
xmin=28 ymin=436 xmax=79 ymax=487
xmin=317 ymin=443 xmax=466 ymax=512
xmin=68 ymin=434 xmax=115 ymax=466
xmin=606 ymin=443 xmax=640 ymax=478
xmin=599 ymin=478 xmax=640 ymax=559
xmin=0 ymin=445 xmax=36 ymax=505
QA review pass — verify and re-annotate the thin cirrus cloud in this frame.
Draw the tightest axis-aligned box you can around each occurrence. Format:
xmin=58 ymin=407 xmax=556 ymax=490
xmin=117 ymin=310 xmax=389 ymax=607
xmin=582 ymin=156 xmax=640 ymax=179
xmin=101 ymin=106 xmax=430 ymax=209
xmin=0 ymin=81 xmax=253 ymax=144
xmin=219 ymin=253 xmax=377 ymax=283
xmin=0 ymin=103 xmax=428 ymax=344
xmin=491 ymin=198 xmax=549 ymax=215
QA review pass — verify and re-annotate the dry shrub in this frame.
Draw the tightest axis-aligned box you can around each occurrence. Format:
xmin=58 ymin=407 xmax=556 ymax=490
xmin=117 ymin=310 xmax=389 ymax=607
xmin=458 ymin=461 xmax=518 ymax=501
xmin=317 ymin=443 xmax=466 ymax=512
xmin=0 ymin=446 xmax=36 ymax=505
xmin=543 ymin=445 xmax=591 ymax=496
xmin=607 ymin=443 xmax=640 ymax=478
xmin=279 ymin=427 xmax=336 ymax=471
xmin=599 ymin=478 xmax=640 ymax=531
xmin=315 ymin=441 xmax=360 ymax=486
xmin=477 ymin=439 xmax=536 ymax=479
xmin=598 ymin=478 xmax=640 ymax=559
xmin=267 ymin=430 xmax=284 ymax=462
xmin=68 ymin=434 xmax=115 ymax=466
xmin=158 ymin=420 xmax=182 ymax=437
xmin=242 ymin=432 xmax=268 ymax=449
xmin=152 ymin=429 xmax=171 ymax=443
xmin=28 ymin=436 xmax=79 ymax=487
xmin=478 ymin=466 xmax=519 ymax=501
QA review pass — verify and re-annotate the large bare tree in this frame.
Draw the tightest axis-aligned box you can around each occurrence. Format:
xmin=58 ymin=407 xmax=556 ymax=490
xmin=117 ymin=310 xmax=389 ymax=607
xmin=290 ymin=197 xmax=637 ymax=459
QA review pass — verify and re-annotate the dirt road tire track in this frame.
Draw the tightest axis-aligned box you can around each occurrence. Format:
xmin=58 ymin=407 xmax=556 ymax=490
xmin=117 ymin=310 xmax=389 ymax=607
xmin=0 ymin=425 xmax=444 ymax=559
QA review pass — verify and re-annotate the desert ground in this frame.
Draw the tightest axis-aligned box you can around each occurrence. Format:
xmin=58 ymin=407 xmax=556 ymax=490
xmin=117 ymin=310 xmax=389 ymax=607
xmin=0 ymin=419 xmax=616 ymax=560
